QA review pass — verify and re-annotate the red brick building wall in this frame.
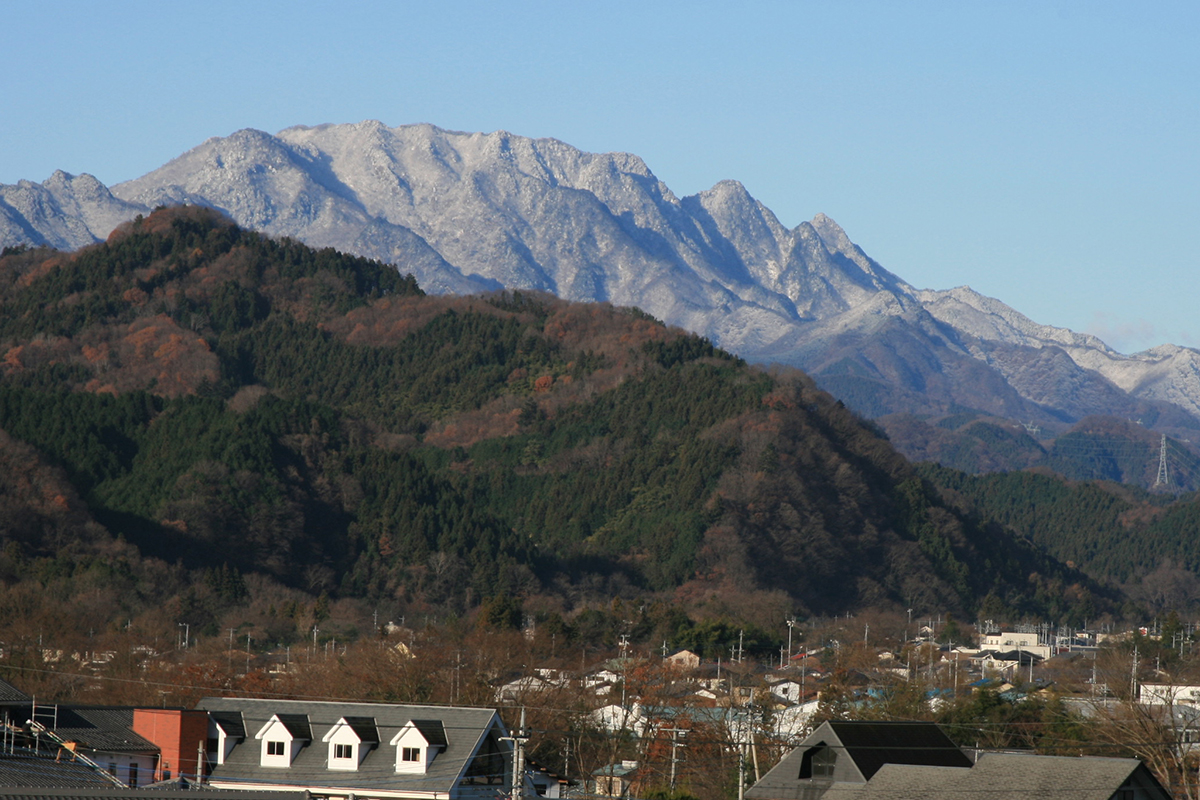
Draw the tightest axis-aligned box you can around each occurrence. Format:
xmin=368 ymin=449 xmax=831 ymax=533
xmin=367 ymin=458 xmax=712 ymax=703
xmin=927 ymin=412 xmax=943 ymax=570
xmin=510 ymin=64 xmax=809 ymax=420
xmin=132 ymin=708 xmax=210 ymax=781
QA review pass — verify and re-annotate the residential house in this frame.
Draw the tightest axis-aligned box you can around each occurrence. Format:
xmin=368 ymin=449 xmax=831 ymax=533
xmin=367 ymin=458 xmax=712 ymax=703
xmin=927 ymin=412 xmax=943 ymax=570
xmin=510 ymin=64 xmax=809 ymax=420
xmin=588 ymin=703 xmax=648 ymax=738
xmin=592 ymin=761 xmax=640 ymax=798
xmin=664 ymin=650 xmax=700 ymax=670
xmin=817 ymin=751 xmax=1171 ymax=800
xmin=979 ymin=632 xmax=1052 ymax=660
xmin=196 ymin=697 xmax=514 ymax=800
xmin=767 ymin=680 xmax=804 ymax=705
xmin=1140 ymin=682 xmax=1200 ymax=707
xmin=746 ymin=721 xmax=972 ymax=800
xmin=494 ymin=676 xmax=555 ymax=703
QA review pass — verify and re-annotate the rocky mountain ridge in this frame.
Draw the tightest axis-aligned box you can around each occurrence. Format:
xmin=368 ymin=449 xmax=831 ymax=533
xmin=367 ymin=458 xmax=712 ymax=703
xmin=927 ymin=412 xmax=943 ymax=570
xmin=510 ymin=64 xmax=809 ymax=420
xmin=5 ymin=121 xmax=1200 ymax=449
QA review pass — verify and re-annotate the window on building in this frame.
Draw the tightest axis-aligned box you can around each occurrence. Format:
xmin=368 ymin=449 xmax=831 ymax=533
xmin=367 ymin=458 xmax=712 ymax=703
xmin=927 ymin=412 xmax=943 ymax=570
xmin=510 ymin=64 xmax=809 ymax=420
xmin=798 ymin=744 xmax=835 ymax=780
xmin=207 ymin=737 xmax=219 ymax=753
xmin=267 ymin=741 xmax=286 ymax=756
xmin=812 ymin=746 xmax=837 ymax=778
xmin=402 ymin=747 xmax=421 ymax=762
xmin=129 ymin=763 xmax=139 ymax=788
xmin=334 ymin=744 xmax=353 ymax=760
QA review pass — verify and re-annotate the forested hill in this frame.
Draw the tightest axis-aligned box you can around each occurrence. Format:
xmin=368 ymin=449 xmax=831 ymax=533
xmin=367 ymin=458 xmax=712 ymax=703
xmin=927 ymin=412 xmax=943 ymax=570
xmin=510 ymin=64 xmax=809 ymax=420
xmin=920 ymin=464 xmax=1200 ymax=608
xmin=0 ymin=207 xmax=1105 ymax=630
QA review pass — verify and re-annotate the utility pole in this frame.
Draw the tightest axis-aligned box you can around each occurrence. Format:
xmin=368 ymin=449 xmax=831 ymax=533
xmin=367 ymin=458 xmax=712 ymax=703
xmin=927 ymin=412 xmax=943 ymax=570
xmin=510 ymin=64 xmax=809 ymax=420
xmin=737 ymin=731 xmax=747 ymax=800
xmin=664 ymin=727 xmax=688 ymax=792
xmin=501 ymin=708 xmax=529 ymax=800
xmin=1132 ymin=646 xmax=1140 ymax=700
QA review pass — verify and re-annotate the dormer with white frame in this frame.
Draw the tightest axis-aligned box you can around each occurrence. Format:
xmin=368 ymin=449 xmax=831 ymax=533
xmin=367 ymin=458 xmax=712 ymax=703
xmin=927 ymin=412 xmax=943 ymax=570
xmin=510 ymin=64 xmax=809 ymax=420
xmin=255 ymin=713 xmax=312 ymax=767
xmin=321 ymin=716 xmax=379 ymax=771
xmin=389 ymin=719 xmax=447 ymax=774
xmin=207 ymin=710 xmax=245 ymax=766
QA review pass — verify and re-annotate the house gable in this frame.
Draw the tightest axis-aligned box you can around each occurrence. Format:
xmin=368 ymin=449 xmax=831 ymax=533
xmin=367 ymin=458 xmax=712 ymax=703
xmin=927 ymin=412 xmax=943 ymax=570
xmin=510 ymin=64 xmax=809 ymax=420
xmin=322 ymin=716 xmax=379 ymax=771
xmin=388 ymin=720 xmax=446 ymax=774
xmin=208 ymin=710 xmax=245 ymax=766
xmin=254 ymin=714 xmax=311 ymax=767
xmin=747 ymin=721 xmax=970 ymax=800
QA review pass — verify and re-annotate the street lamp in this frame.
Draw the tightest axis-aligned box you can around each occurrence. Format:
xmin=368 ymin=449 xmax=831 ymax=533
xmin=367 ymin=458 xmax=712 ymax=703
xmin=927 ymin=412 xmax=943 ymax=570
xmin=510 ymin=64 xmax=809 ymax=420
xmin=786 ymin=618 xmax=797 ymax=665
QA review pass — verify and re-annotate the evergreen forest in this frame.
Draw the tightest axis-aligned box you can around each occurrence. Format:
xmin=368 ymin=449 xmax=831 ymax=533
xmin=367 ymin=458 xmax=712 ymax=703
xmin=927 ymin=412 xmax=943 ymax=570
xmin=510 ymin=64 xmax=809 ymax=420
xmin=0 ymin=206 xmax=1185 ymax=655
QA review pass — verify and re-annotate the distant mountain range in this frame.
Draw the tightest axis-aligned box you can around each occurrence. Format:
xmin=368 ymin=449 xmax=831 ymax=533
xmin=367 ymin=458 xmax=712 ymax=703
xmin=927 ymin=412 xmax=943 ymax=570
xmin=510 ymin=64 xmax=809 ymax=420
xmin=6 ymin=121 xmax=1200 ymax=476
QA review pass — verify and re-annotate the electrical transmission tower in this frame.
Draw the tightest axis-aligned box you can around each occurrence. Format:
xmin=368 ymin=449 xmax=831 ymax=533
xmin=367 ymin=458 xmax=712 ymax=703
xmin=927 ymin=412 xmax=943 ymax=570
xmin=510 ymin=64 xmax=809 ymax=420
xmin=1154 ymin=434 xmax=1170 ymax=488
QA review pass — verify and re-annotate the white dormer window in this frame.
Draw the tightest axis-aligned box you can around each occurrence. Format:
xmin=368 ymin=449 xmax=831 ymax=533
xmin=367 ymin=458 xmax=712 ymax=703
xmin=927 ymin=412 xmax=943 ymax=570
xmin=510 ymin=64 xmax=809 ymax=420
xmin=322 ymin=717 xmax=379 ymax=771
xmin=208 ymin=712 xmax=245 ymax=766
xmin=390 ymin=720 xmax=446 ymax=774
xmin=255 ymin=714 xmax=312 ymax=767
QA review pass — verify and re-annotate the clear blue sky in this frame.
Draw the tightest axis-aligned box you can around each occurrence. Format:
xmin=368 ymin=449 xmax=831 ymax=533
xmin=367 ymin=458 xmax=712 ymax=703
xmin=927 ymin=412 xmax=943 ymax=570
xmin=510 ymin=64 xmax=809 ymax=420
xmin=3 ymin=1 xmax=1197 ymax=354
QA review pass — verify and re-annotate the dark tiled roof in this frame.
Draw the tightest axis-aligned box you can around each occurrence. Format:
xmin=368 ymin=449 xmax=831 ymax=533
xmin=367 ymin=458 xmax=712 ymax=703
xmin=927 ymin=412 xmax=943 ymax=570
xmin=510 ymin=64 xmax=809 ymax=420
xmin=409 ymin=720 xmax=446 ymax=748
xmin=41 ymin=708 xmax=156 ymax=755
xmin=0 ymin=748 xmax=115 ymax=789
xmin=0 ymin=680 xmax=31 ymax=706
xmin=209 ymin=712 xmax=245 ymax=740
xmin=827 ymin=721 xmax=972 ymax=778
xmin=271 ymin=716 xmax=311 ymax=742
xmin=340 ymin=718 xmax=378 ymax=744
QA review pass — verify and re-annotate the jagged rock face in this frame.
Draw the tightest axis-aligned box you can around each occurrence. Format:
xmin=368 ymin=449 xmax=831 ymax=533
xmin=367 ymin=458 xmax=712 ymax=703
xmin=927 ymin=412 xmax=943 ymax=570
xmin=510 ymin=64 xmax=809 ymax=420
xmin=3 ymin=121 xmax=1200 ymax=437
xmin=0 ymin=170 xmax=143 ymax=250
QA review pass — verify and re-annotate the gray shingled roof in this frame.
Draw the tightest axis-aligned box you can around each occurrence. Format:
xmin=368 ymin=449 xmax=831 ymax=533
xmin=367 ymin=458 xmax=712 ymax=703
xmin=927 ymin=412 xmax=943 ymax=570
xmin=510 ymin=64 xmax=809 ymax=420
xmin=196 ymin=698 xmax=508 ymax=797
xmin=37 ymin=708 xmax=156 ymax=755
xmin=0 ymin=680 xmax=31 ymax=706
xmin=0 ymin=748 xmax=116 ymax=789
xmin=209 ymin=712 xmax=245 ymax=740
xmin=0 ymin=789 xmax=306 ymax=800
xmin=747 ymin=721 xmax=971 ymax=800
xmin=819 ymin=752 xmax=1170 ymax=800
